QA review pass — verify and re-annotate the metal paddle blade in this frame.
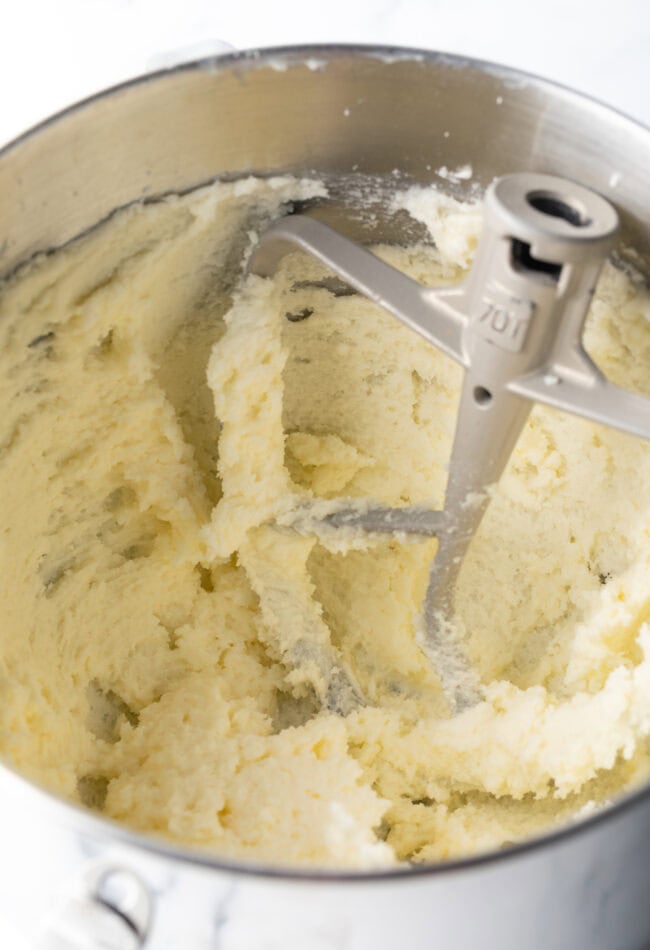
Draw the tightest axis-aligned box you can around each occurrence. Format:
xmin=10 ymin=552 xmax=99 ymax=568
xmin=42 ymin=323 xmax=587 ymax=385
xmin=249 ymin=174 xmax=650 ymax=713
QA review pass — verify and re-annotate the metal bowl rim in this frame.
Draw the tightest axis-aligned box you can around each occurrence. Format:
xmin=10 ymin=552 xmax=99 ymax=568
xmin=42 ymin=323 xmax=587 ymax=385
xmin=2 ymin=42 xmax=648 ymax=160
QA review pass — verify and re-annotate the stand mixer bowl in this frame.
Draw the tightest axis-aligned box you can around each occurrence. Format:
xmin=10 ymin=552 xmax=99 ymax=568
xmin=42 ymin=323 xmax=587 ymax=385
xmin=0 ymin=45 xmax=649 ymax=950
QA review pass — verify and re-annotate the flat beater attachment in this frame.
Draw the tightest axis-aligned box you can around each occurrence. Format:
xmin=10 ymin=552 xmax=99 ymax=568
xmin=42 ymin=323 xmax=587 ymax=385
xmin=250 ymin=173 xmax=650 ymax=713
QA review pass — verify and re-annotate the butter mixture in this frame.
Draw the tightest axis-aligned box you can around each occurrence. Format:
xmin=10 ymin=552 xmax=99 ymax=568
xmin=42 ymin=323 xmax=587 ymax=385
xmin=0 ymin=175 xmax=649 ymax=868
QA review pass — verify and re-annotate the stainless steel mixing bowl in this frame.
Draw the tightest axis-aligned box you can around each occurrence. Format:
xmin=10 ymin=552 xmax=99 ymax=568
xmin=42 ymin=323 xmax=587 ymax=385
xmin=0 ymin=45 xmax=649 ymax=950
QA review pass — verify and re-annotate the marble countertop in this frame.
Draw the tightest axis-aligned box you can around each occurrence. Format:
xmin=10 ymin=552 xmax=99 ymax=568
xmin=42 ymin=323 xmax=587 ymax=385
xmin=0 ymin=1 xmax=648 ymax=946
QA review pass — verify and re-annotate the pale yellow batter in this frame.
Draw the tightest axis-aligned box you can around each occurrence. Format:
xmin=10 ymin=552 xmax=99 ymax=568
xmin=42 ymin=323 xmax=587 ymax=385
xmin=0 ymin=175 xmax=649 ymax=868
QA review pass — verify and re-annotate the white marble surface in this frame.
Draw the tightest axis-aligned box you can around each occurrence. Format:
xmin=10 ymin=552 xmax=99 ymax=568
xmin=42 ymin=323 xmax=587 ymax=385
xmin=0 ymin=1 xmax=648 ymax=947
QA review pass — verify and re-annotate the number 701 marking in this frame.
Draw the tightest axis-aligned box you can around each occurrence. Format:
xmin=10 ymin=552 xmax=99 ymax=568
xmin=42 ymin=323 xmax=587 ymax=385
xmin=476 ymin=297 xmax=533 ymax=352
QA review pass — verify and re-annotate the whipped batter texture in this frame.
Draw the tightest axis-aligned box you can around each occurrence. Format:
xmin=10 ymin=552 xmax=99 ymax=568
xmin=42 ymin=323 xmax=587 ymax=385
xmin=0 ymin=175 xmax=649 ymax=868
